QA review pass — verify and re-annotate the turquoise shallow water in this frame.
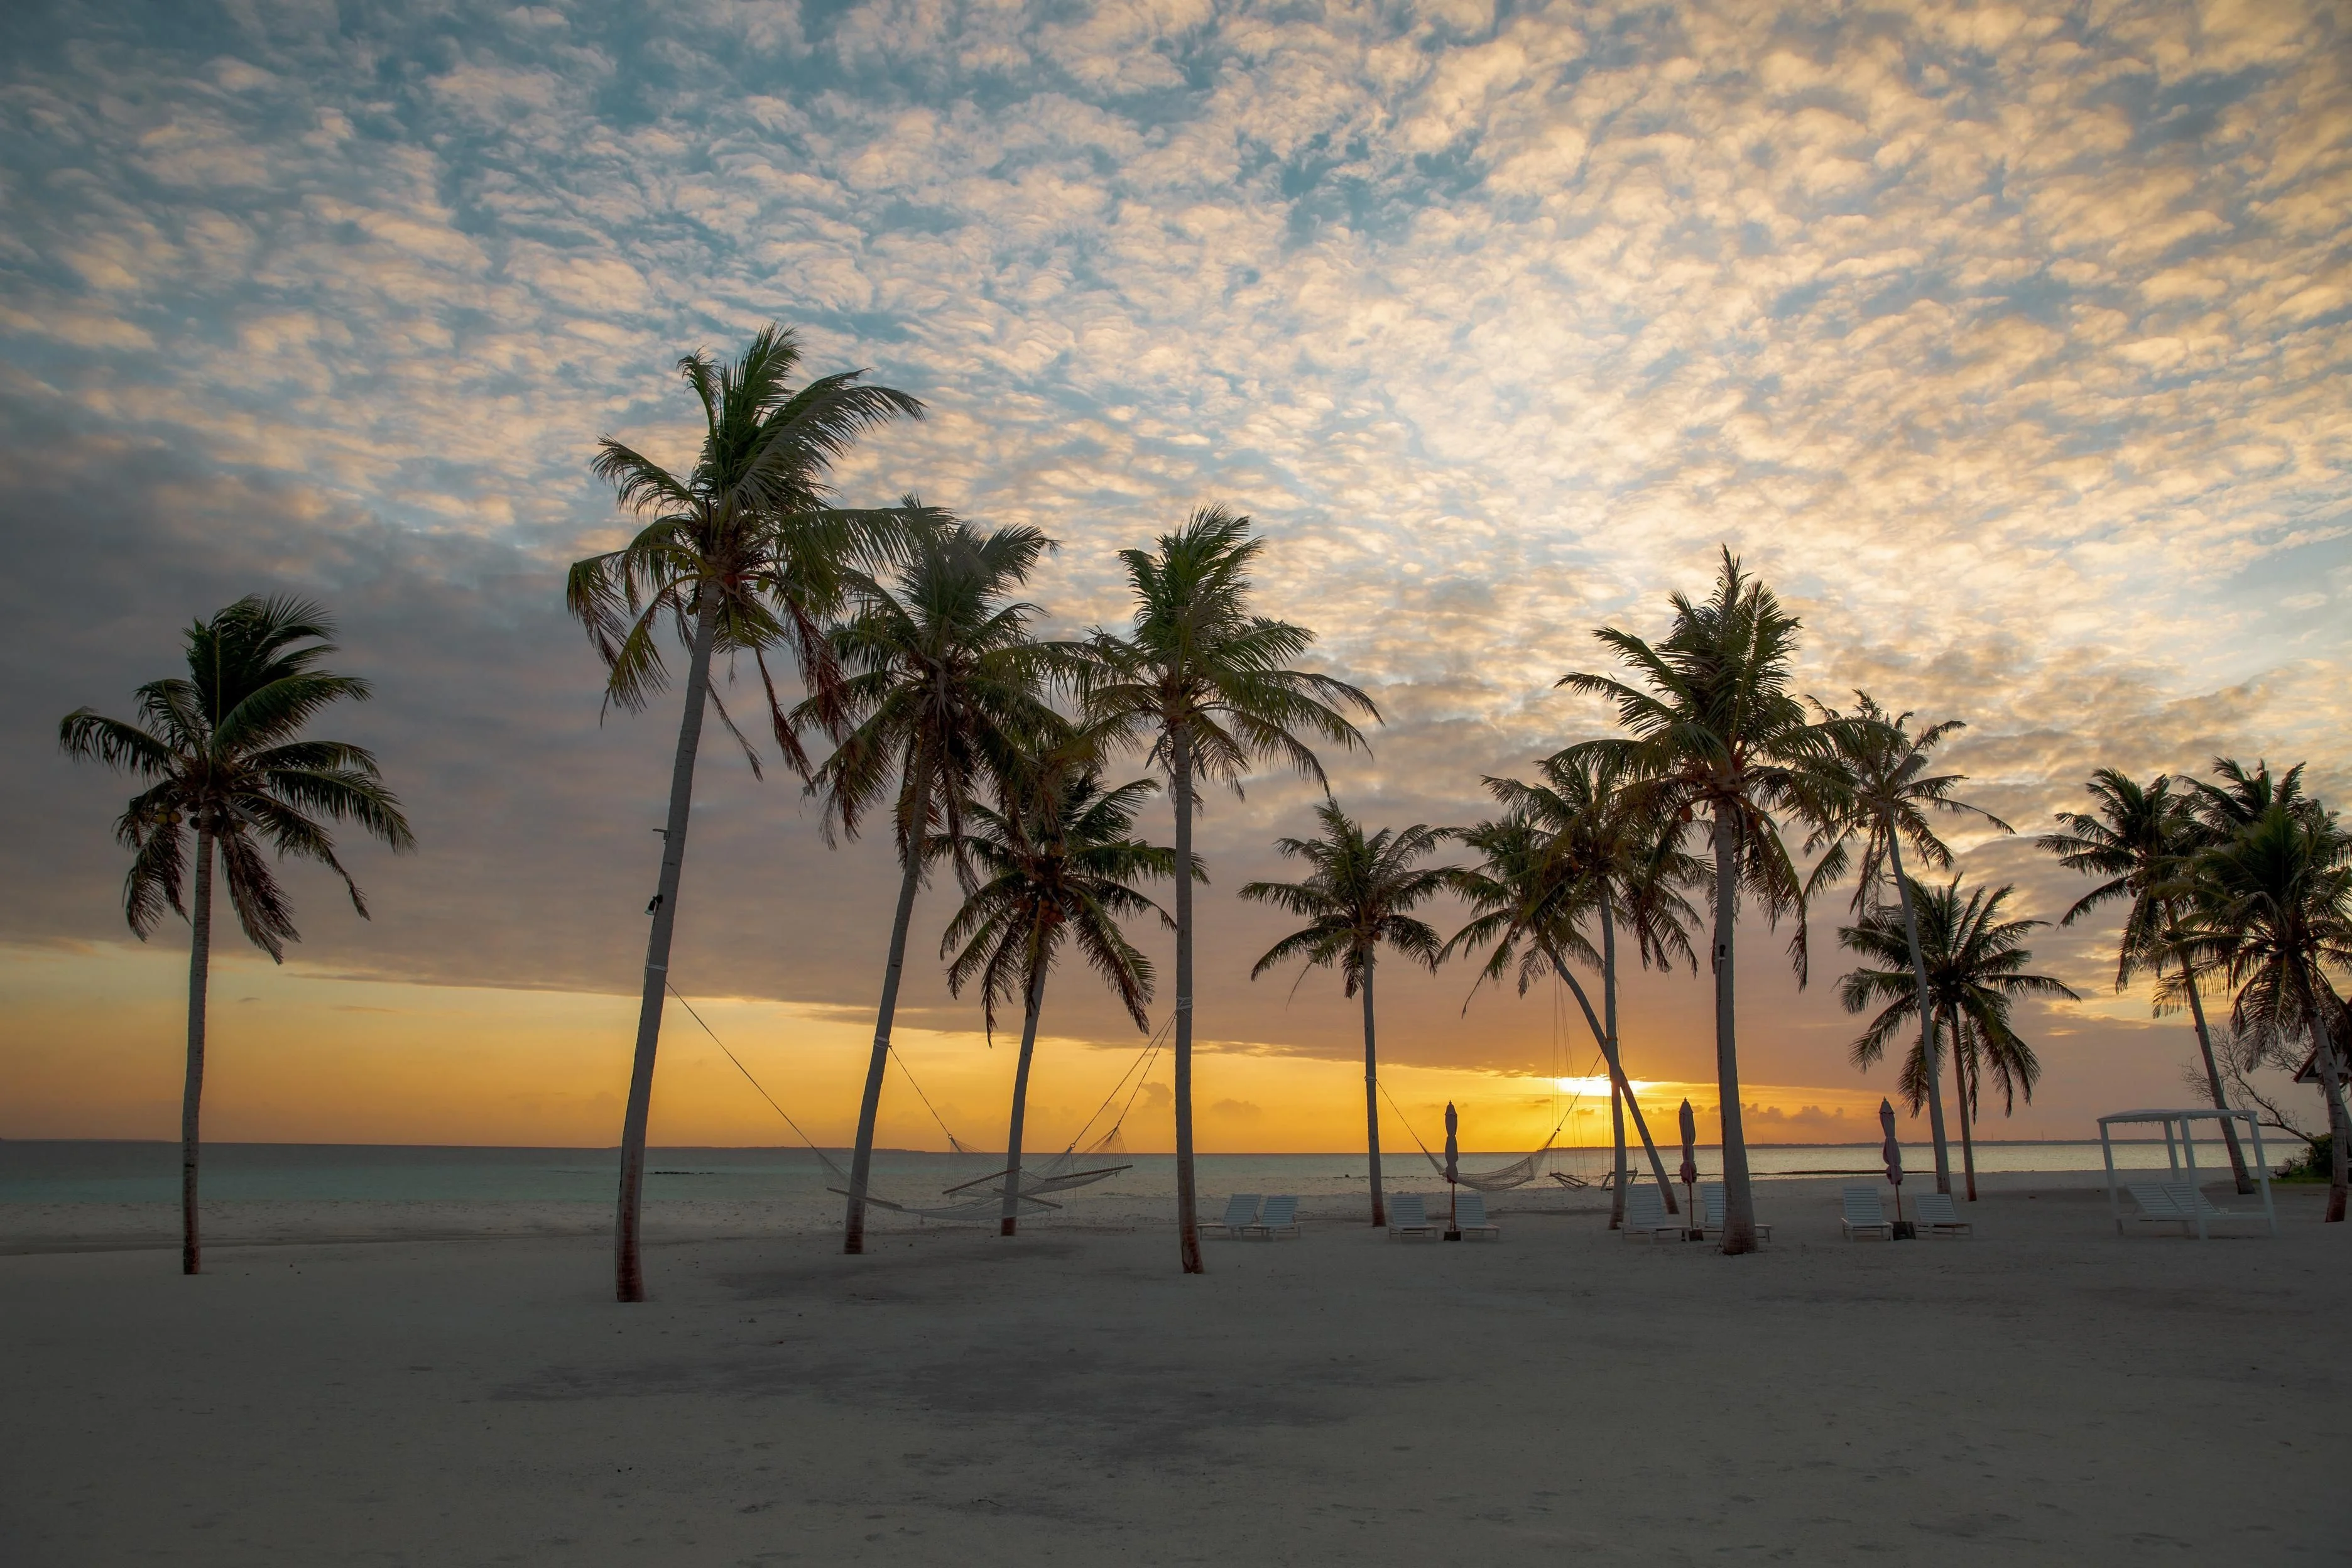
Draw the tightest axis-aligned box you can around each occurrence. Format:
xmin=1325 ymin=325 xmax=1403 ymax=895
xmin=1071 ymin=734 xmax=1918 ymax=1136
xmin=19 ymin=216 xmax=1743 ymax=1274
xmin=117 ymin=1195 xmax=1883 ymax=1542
xmin=0 ymin=1138 xmax=2254 ymax=1206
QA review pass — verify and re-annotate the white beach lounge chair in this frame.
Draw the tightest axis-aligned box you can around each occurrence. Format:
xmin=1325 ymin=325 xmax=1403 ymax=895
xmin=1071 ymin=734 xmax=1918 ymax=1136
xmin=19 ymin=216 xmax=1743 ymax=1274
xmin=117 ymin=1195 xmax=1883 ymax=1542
xmin=1620 ymin=1184 xmax=1684 ymax=1241
xmin=1452 ymin=1190 xmax=1501 ymax=1239
xmin=1913 ymin=1192 xmax=1973 ymax=1236
xmin=1841 ymin=1185 xmax=1895 ymax=1240
xmin=1697 ymin=1182 xmax=1773 ymax=1243
xmin=1207 ymin=1194 xmax=1260 ymax=1238
xmin=1243 ymin=1195 xmax=1300 ymax=1239
xmin=1386 ymin=1192 xmax=1439 ymax=1241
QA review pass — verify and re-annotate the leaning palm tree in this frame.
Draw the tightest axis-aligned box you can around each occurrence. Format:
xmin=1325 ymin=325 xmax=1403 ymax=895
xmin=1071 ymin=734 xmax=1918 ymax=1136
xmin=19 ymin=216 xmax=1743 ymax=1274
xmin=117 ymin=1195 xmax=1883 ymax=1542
xmin=59 ymin=596 xmax=413 ymax=1275
xmin=1558 ymin=548 xmax=1846 ymax=1253
xmin=1479 ymin=750 xmax=1703 ymax=1222
xmin=942 ymin=747 xmax=1179 ymax=1235
xmin=569 ymin=324 xmax=929 ymax=1302
xmin=1082 ymin=506 xmax=1376 ymax=1273
xmin=2179 ymin=803 xmax=2352 ymax=1221
xmin=1240 ymin=800 xmax=1452 ymax=1227
xmin=1809 ymin=693 xmax=2012 ymax=1197
xmin=1839 ymin=878 xmax=2074 ymax=1199
xmin=1442 ymin=808 xmax=1689 ymax=1214
xmin=803 ymin=523 xmax=1067 ymax=1255
xmin=2039 ymin=769 xmax=2254 ymax=1193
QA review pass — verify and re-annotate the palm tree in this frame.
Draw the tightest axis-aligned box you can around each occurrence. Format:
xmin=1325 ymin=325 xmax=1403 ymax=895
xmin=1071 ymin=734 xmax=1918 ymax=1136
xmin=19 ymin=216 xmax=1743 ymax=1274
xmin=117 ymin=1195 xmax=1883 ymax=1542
xmin=1839 ymin=878 xmax=2074 ymax=1199
xmin=941 ymin=747 xmax=1179 ymax=1235
xmin=1240 ymin=800 xmax=1451 ymax=1227
xmin=1082 ymin=506 xmax=1376 ymax=1273
xmin=1474 ymin=750 xmax=1703 ymax=1223
xmin=803 ymin=523 xmax=1067 ymax=1255
xmin=2180 ymin=803 xmax=2352 ymax=1221
xmin=1442 ymin=809 xmax=1689 ymax=1215
xmin=568 ymin=324 xmax=928 ymax=1302
xmin=59 ymin=596 xmax=413 ymax=1275
xmin=1810 ymin=694 xmax=2011 ymax=1197
xmin=1558 ymin=548 xmax=1846 ymax=1253
xmin=2038 ymin=768 xmax=2254 ymax=1193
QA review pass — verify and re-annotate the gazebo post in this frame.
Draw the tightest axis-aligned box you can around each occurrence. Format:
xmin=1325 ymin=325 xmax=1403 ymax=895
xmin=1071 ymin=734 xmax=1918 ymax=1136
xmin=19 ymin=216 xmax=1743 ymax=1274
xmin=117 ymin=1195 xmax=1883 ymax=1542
xmin=2245 ymin=1111 xmax=2276 ymax=1236
xmin=2100 ymin=1116 xmax=2123 ymax=1238
xmin=2178 ymin=1115 xmax=2207 ymax=1241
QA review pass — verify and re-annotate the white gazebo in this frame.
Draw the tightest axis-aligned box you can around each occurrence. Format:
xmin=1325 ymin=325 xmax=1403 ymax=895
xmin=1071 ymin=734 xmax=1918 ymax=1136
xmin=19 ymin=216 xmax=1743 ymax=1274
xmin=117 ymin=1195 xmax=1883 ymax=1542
xmin=2097 ymin=1108 xmax=2276 ymax=1239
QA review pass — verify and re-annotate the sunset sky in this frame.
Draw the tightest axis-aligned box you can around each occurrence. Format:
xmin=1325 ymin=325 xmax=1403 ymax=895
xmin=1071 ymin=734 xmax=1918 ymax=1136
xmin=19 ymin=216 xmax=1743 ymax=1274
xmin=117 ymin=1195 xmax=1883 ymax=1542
xmin=4 ymin=0 xmax=2348 ymax=1155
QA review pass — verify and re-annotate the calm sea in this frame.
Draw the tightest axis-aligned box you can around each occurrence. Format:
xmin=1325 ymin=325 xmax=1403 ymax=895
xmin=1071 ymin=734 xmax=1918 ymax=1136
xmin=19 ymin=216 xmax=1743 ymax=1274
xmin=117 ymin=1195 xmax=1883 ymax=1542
xmin=0 ymin=1138 xmax=2252 ymax=1206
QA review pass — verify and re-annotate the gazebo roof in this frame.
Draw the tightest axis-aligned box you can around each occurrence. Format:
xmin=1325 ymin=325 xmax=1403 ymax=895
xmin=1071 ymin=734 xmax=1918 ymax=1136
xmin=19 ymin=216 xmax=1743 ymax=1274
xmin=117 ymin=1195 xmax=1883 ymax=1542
xmin=2096 ymin=1107 xmax=2256 ymax=1126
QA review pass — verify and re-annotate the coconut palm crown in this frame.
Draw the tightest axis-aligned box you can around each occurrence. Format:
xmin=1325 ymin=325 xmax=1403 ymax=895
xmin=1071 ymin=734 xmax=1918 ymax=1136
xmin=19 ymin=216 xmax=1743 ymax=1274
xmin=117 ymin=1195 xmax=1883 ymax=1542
xmin=1839 ymin=877 xmax=2074 ymax=1195
xmin=2177 ymin=802 xmax=2352 ymax=1221
xmin=802 ymin=522 xmax=1070 ymax=1255
xmin=1081 ymin=504 xmax=1377 ymax=1274
xmin=1808 ymin=692 xmax=2011 ymax=1196
xmin=566 ymin=324 xmax=930 ymax=1303
xmin=942 ymin=746 xmax=1180 ymax=1236
xmin=59 ymin=594 xmax=413 ymax=1275
xmin=1555 ymin=547 xmax=1848 ymax=1253
xmin=1241 ymin=800 xmax=1453 ymax=1226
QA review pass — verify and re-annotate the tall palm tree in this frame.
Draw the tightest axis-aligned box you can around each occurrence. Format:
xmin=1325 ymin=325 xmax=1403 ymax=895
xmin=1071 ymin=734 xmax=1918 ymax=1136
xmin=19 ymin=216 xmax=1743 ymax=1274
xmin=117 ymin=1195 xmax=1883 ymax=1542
xmin=2180 ymin=803 xmax=2352 ymax=1221
xmin=1810 ymin=694 xmax=2011 ymax=1197
xmin=2039 ymin=769 xmax=2254 ymax=1193
xmin=59 ymin=596 xmax=413 ymax=1275
xmin=941 ymin=748 xmax=1179 ymax=1235
xmin=1838 ymin=878 xmax=2074 ymax=1199
xmin=1082 ymin=506 xmax=1376 ymax=1273
xmin=1442 ymin=810 xmax=1689 ymax=1214
xmin=1559 ymin=548 xmax=1846 ymax=1253
xmin=568 ymin=324 xmax=928 ymax=1302
xmin=1240 ymin=800 xmax=1451 ymax=1227
xmin=1476 ymin=751 xmax=1703 ymax=1223
xmin=803 ymin=523 xmax=1067 ymax=1255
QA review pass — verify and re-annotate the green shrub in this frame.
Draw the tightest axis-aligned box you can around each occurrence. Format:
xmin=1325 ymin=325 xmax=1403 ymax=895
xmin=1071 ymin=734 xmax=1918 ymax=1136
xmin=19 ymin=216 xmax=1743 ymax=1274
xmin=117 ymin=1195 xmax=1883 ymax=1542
xmin=2276 ymin=1133 xmax=2333 ymax=1181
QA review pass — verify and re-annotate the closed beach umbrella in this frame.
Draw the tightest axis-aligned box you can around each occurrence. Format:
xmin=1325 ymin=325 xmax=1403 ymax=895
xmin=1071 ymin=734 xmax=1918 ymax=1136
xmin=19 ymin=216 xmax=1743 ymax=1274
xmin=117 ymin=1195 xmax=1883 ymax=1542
xmin=1677 ymin=1099 xmax=1699 ymax=1189
xmin=1880 ymin=1097 xmax=1905 ymax=1226
xmin=1443 ymin=1101 xmax=1459 ymax=1186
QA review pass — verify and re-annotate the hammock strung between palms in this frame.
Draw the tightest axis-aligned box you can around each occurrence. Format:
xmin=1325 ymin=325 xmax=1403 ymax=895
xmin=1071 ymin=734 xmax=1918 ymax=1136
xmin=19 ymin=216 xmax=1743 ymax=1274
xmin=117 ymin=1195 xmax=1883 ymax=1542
xmin=1380 ymin=1074 xmax=1591 ymax=1192
xmin=672 ymin=979 xmax=1150 ymax=1224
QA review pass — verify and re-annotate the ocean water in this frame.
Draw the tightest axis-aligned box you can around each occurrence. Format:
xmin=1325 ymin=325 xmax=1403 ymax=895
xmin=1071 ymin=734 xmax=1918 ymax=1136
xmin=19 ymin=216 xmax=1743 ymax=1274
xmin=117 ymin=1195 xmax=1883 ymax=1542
xmin=0 ymin=1136 xmax=2265 ymax=1207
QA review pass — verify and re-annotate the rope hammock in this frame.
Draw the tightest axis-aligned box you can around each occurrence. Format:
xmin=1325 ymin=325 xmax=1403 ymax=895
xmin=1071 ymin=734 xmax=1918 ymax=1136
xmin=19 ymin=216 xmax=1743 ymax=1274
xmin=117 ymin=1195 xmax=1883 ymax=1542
xmin=667 ymin=981 xmax=1145 ymax=1223
xmin=1376 ymin=1048 xmax=1608 ymax=1192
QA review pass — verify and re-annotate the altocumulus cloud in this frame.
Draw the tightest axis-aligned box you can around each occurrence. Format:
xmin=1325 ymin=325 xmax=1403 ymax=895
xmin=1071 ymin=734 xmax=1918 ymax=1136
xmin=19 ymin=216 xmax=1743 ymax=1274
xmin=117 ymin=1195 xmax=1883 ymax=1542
xmin=3 ymin=0 xmax=2348 ymax=1082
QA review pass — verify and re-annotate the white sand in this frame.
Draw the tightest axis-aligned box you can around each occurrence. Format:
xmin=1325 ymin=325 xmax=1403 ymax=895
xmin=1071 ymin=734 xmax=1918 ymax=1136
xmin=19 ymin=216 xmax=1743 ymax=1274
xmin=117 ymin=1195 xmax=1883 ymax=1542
xmin=4 ymin=1177 xmax=2344 ymax=1565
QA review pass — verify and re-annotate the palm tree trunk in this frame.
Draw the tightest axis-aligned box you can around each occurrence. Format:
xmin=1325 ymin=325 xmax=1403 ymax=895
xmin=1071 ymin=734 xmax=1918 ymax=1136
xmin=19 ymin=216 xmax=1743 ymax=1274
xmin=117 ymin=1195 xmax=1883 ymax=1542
xmin=613 ymin=592 xmax=719 ymax=1304
xmin=2175 ymin=943 xmax=2252 ymax=1193
xmin=1001 ymin=957 xmax=1048 ymax=1237
xmin=1712 ymin=802 xmax=1757 ymax=1254
xmin=1172 ymin=726 xmax=1203 ymax=1273
xmin=1603 ymin=903 xmax=1627 ymax=1228
xmin=2309 ymin=993 xmax=2348 ymax=1224
xmin=1609 ymin=1081 xmax=1628 ymax=1229
xmin=181 ymin=826 xmax=215 ymax=1277
xmin=1884 ymin=838 xmax=1952 ymax=1196
xmin=1547 ymin=952 xmax=1678 ymax=1212
xmin=1361 ymin=959 xmax=1385 ymax=1227
xmin=844 ymin=814 xmax=926 ymax=1255
xmin=1949 ymin=1008 xmax=1978 ymax=1202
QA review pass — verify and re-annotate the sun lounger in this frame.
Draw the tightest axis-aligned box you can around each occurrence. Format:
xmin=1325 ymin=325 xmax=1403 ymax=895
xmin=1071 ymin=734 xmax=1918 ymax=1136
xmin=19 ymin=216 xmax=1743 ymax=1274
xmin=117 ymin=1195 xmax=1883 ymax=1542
xmin=1841 ymin=1185 xmax=1895 ymax=1240
xmin=1698 ymin=1182 xmax=1773 ymax=1243
xmin=1243 ymin=1194 xmax=1300 ymax=1239
xmin=1620 ymin=1184 xmax=1684 ymax=1241
xmin=1913 ymin=1192 xmax=1973 ymax=1236
xmin=1452 ymin=1190 xmax=1500 ymax=1239
xmin=2123 ymin=1180 xmax=2266 ymax=1236
xmin=1206 ymin=1194 xmax=1260 ymax=1238
xmin=1386 ymin=1192 xmax=1439 ymax=1241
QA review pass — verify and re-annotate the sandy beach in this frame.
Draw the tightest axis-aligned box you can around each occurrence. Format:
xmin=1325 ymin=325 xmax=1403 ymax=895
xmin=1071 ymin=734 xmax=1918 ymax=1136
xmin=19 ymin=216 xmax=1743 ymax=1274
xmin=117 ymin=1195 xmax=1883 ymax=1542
xmin=4 ymin=1175 xmax=2345 ymax=1565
